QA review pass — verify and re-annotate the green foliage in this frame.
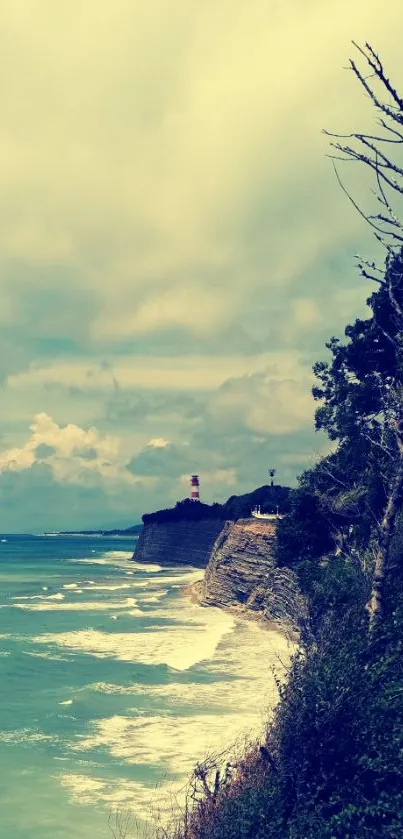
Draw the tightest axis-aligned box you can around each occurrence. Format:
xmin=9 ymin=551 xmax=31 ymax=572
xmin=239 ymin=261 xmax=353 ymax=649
xmin=275 ymin=487 xmax=334 ymax=566
xmin=295 ymin=556 xmax=369 ymax=634
xmin=142 ymin=485 xmax=290 ymax=524
xmin=142 ymin=498 xmax=222 ymax=525
xmin=223 ymin=484 xmax=290 ymax=520
xmin=270 ymin=596 xmax=403 ymax=839
xmin=302 ymin=251 xmax=403 ymax=560
xmin=171 ymin=559 xmax=403 ymax=839
xmin=164 ymin=249 xmax=403 ymax=839
xmin=312 ymin=253 xmax=403 ymax=446
xmin=388 ymin=509 xmax=403 ymax=568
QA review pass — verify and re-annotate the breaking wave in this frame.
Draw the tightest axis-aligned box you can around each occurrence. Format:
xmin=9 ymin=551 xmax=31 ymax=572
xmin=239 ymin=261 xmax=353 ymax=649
xmin=33 ymin=602 xmax=235 ymax=670
xmin=13 ymin=597 xmax=141 ymax=613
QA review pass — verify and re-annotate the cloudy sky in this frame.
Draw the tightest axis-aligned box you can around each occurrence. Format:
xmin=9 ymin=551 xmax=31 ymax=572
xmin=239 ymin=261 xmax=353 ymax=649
xmin=0 ymin=1 xmax=401 ymax=531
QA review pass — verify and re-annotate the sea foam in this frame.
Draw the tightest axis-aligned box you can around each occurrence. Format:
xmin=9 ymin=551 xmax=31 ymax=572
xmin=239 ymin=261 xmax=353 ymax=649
xmin=33 ymin=602 xmax=235 ymax=670
xmin=11 ymin=592 xmax=65 ymax=601
xmin=63 ymin=619 xmax=294 ymax=823
xmin=15 ymin=597 xmax=140 ymax=613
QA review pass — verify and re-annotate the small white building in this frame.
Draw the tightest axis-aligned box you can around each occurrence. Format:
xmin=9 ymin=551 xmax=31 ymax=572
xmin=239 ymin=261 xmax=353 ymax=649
xmin=251 ymin=505 xmax=282 ymax=521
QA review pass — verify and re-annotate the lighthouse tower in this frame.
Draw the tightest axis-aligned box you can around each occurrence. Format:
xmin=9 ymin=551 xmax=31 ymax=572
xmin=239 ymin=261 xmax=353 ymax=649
xmin=190 ymin=474 xmax=200 ymax=502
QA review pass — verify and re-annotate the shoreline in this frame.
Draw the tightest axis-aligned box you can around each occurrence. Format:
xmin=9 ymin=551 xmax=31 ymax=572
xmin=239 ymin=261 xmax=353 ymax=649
xmin=183 ymin=579 xmax=300 ymax=645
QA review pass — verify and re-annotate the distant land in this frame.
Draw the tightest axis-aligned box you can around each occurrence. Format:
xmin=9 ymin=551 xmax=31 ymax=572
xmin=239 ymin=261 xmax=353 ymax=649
xmin=43 ymin=524 xmax=143 ymax=537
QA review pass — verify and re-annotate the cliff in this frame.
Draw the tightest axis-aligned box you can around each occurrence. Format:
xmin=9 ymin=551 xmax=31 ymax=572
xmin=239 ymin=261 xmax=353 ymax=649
xmin=195 ymin=518 xmax=306 ymax=631
xmin=133 ymin=518 xmax=226 ymax=568
xmin=134 ymin=515 xmax=305 ymax=630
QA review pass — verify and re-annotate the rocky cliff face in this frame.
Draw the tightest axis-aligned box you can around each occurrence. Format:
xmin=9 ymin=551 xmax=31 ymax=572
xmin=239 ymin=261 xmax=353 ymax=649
xmin=196 ymin=518 xmax=306 ymax=631
xmin=133 ymin=519 xmax=226 ymax=568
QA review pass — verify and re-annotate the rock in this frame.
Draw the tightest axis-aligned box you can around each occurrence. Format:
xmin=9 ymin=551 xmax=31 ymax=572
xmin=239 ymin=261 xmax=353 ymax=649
xmin=134 ymin=515 xmax=306 ymax=634
xmin=133 ymin=519 xmax=226 ymax=568
xmin=198 ymin=518 xmax=306 ymax=632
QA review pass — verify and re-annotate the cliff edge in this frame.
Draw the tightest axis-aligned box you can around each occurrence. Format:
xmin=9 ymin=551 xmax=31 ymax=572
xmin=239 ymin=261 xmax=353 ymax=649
xmin=194 ymin=518 xmax=306 ymax=632
xmin=133 ymin=518 xmax=225 ymax=568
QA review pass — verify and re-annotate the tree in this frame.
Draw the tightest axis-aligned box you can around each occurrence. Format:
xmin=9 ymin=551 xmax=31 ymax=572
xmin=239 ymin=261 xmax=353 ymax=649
xmin=275 ymin=486 xmax=334 ymax=568
xmin=313 ymin=249 xmax=403 ymax=629
xmin=317 ymin=43 xmax=403 ymax=629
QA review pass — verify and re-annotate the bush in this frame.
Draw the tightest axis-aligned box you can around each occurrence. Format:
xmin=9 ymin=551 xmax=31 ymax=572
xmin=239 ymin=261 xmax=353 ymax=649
xmin=142 ymin=486 xmax=290 ymax=525
xmin=275 ymin=487 xmax=334 ymax=567
xmin=167 ymin=556 xmax=403 ymax=839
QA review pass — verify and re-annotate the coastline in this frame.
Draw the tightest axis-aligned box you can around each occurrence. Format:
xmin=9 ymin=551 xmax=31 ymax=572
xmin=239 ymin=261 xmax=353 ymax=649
xmin=1 ymin=535 xmax=295 ymax=836
xmin=183 ymin=579 xmax=300 ymax=645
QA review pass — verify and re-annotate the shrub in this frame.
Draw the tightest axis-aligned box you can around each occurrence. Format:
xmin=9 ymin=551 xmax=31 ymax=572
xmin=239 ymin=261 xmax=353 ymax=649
xmin=167 ymin=556 xmax=403 ymax=839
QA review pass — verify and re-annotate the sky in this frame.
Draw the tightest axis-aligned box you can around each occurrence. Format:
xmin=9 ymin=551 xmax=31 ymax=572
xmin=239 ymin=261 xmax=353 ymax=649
xmin=0 ymin=0 xmax=402 ymax=532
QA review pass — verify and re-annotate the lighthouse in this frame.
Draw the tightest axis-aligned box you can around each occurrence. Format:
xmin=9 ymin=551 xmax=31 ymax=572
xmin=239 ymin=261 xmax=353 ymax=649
xmin=190 ymin=474 xmax=200 ymax=502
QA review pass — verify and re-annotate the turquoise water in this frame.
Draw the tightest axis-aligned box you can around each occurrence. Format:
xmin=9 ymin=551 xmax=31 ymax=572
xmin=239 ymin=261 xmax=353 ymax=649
xmin=0 ymin=535 xmax=292 ymax=838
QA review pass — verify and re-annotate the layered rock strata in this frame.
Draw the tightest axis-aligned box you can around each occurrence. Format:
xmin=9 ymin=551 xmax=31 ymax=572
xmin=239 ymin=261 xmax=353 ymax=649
xmin=195 ymin=518 xmax=306 ymax=631
xmin=133 ymin=519 xmax=226 ymax=568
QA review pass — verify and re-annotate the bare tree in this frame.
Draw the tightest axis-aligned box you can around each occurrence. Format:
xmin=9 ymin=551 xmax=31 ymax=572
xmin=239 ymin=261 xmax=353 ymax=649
xmin=108 ymin=809 xmax=138 ymax=839
xmin=324 ymin=43 xmax=403 ymax=630
xmin=324 ymin=42 xmax=403 ymax=269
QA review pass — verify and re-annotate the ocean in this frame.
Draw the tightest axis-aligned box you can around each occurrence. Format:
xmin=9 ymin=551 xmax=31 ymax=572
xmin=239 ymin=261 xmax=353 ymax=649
xmin=0 ymin=534 xmax=292 ymax=839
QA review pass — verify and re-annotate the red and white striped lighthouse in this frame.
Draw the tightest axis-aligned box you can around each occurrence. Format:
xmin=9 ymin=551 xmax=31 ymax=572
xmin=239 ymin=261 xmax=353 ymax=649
xmin=190 ymin=474 xmax=200 ymax=502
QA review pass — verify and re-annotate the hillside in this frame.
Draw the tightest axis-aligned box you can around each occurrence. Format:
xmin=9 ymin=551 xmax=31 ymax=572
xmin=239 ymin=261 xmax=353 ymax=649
xmin=142 ymin=484 xmax=290 ymax=525
xmin=160 ymin=201 xmax=403 ymax=839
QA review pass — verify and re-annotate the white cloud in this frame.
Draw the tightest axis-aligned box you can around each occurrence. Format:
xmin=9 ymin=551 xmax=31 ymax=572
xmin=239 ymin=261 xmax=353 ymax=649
xmin=0 ymin=444 xmax=35 ymax=473
xmin=92 ymin=285 xmax=241 ymax=341
xmin=207 ymin=371 xmax=315 ymax=436
xmin=0 ymin=2 xmax=400 ymax=528
xmin=291 ymin=299 xmax=321 ymax=330
xmin=147 ymin=438 xmax=170 ymax=449
xmin=0 ymin=413 xmax=133 ymax=487
xmin=0 ymin=0 xmax=400 ymax=344
xmin=30 ymin=413 xmax=117 ymax=460
xmin=5 ymin=352 xmax=310 ymax=393
xmin=179 ymin=468 xmax=237 ymax=487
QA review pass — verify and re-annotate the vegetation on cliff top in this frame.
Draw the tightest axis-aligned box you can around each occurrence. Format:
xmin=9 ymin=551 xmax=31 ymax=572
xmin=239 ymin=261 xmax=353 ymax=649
xmin=142 ymin=484 xmax=290 ymax=525
xmin=153 ymin=44 xmax=403 ymax=839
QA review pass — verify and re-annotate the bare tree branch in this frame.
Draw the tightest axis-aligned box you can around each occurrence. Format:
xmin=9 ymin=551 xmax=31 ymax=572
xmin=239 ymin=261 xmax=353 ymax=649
xmin=325 ymin=42 xmax=403 ymax=260
xmin=331 ymin=163 xmax=401 ymax=254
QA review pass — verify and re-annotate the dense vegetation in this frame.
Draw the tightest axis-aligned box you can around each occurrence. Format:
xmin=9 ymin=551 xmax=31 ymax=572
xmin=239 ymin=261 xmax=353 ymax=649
xmin=157 ymin=45 xmax=403 ymax=839
xmin=161 ymin=247 xmax=403 ymax=839
xmin=142 ymin=484 xmax=290 ymax=524
xmin=163 ymin=556 xmax=402 ymax=839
